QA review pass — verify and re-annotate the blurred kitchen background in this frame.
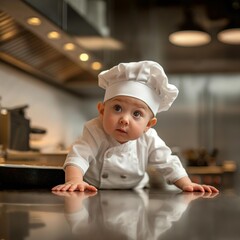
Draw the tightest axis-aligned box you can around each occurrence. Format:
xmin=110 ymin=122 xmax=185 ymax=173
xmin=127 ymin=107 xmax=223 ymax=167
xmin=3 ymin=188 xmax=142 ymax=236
xmin=0 ymin=0 xmax=240 ymax=190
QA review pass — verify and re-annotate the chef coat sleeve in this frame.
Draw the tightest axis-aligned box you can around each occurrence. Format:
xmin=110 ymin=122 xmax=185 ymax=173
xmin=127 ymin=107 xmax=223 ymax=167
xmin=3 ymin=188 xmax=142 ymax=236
xmin=63 ymin=125 xmax=99 ymax=175
xmin=146 ymin=129 xmax=188 ymax=184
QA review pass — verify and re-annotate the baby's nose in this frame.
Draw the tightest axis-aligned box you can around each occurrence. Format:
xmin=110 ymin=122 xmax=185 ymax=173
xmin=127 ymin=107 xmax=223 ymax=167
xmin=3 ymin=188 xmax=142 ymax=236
xmin=119 ymin=116 xmax=129 ymax=125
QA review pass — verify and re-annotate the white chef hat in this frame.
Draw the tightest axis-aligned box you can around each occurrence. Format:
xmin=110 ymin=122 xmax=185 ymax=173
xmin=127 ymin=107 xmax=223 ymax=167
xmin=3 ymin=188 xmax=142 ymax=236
xmin=98 ymin=61 xmax=178 ymax=115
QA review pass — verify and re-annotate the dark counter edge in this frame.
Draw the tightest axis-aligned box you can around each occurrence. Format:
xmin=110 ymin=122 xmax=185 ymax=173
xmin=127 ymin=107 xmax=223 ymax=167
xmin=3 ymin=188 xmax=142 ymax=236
xmin=0 ymin=166 xmax=65 ymax=189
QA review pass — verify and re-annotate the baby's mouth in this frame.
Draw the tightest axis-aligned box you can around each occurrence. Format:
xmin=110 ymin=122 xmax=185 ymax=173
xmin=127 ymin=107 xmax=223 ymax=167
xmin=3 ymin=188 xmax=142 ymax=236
xmin=116 ymin=128 xmax=127 ymax=134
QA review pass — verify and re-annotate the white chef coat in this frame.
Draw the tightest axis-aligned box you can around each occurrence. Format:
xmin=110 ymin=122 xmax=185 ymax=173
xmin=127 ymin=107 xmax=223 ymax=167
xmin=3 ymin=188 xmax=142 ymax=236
xmin=63 ymin=117 xmax=187 ymax=189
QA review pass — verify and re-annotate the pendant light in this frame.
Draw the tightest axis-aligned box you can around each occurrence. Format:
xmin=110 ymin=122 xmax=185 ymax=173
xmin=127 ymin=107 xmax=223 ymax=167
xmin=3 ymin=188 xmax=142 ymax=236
xmin=217 ymin=21 xmax=240 ymax=45
xmin=217 ymin=0 xmax=240 ymax=45
xmin=169 ymin=7 xmax=211 ymax=47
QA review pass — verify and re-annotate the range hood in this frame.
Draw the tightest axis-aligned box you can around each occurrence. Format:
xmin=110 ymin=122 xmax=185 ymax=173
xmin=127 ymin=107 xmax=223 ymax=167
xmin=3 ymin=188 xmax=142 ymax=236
xmin=0 ymin=0 xmax=107 ymax=97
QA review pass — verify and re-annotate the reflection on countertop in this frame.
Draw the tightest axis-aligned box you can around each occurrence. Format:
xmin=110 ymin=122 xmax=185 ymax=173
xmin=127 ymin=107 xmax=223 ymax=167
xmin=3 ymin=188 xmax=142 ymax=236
xmin=1 ymin=189 xmax=239 ymax=240
xmin=53 ymin=190 xmax=208 ymax=240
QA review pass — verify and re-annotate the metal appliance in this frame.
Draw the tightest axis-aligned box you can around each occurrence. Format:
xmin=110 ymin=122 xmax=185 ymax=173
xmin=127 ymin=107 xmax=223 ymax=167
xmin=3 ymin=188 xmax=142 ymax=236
xmin=0 ymin=105 xmax=46 ymax=151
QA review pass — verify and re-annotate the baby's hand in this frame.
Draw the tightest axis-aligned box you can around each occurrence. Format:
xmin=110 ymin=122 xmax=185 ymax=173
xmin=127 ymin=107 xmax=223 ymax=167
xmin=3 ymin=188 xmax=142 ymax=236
xmin=174 ymin=176 xmax=219 ymax=193
xmin=52 ymin=180 xmax=97 ymax=192
xmin=182 ymin=183 xmax=219 ymax=193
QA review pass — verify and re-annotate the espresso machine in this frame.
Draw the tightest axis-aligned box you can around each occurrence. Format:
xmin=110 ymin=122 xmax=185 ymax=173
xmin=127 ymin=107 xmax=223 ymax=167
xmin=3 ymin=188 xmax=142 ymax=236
xmin=0 ymin=105 xmax=46 ymax=152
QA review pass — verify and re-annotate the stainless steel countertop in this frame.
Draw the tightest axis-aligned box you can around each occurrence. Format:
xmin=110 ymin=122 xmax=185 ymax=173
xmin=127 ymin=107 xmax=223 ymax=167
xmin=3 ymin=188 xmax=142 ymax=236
xmin=0 ymin=189 xmax=239 ymax=240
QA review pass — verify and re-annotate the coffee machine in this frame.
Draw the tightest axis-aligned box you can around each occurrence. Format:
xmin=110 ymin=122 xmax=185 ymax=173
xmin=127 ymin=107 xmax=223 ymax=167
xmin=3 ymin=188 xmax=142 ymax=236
xmin=0 ymin=105 xmax=31 ymax=151
xmin=0 ymin=104 xmax=46 ymax=152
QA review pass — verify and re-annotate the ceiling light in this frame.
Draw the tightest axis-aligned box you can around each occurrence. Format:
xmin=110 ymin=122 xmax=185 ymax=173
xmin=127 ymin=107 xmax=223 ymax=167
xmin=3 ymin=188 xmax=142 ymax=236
xmin=75 ymin=37 xmax=124 ymax=50
xmin=79 ymin=53 xmax=89 ymax=61
xmin=91 ymin=62 xmax=102 ymax=70
xmin=218 ymin=28 xmax=240 ymax=44
xmin=217 ymin=0 xmax=240 ymax=45
xmin=217 ymin=7 xmax=240 ymax=45
xmin=27 ymin=17 xmax=41 ymax=26
xmin=1 ymin=108 xmax=8 ymax=115
xmin=47 ymin=31 xmax=61 ymax=39
xmin=169 ymin=8 xmax=211 ymax=47
xmin=63 ymin=43 xmax=76 ymax=51
xmin=169 ymin=31 xmax=211 ymax=47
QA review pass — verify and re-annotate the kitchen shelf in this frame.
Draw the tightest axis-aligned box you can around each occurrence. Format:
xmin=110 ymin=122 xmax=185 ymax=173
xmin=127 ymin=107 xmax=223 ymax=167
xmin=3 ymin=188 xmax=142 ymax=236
xmin=187 ymin=166 xmax=224 ymax=175
xmin=187 ymin=161 xmax=237 ymax=187
xmin=187 ymin=161 xmax=237 ymax=175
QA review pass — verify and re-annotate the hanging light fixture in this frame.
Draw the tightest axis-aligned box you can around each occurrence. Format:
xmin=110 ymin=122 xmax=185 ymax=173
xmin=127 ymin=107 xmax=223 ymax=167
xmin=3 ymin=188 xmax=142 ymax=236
xmin=217 ymin=20 xmax=240 ymax=44
xmin=169 ymin=7 xmax=211 ymax=47
xmin=217 ymin=0 xmax=240 ymax=44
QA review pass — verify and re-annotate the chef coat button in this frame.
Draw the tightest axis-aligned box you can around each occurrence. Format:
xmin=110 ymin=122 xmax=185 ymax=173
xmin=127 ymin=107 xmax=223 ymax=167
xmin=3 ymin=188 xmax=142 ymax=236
xmin=120 ymin=175 xmax=127 ymax=179
xmin=102 ymin=173 xmax=109 ymax=179
xmin=106 ymin=152 xmax=112 ymax=158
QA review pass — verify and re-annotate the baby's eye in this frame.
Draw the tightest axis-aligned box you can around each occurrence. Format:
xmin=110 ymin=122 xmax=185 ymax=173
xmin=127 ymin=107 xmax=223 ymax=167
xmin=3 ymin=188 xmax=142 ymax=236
xmin=133 ymin=111 xmax=142 ymax=118
xmin=113 ymin=104 xmax=122 ymax=112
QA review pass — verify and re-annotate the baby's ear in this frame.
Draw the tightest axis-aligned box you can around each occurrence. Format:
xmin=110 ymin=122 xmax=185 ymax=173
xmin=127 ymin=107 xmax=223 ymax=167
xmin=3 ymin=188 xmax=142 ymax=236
xmin=145 ymin=117 xmax=157 ymax=132
xmin=97 ymin=102 xmax=105 ymax=115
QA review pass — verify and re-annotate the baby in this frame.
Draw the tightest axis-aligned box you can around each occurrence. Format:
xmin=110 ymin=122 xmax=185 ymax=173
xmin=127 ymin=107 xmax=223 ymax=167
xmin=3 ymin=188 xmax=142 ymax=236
xmin=52 ymin=61 xmax=218 ymax=193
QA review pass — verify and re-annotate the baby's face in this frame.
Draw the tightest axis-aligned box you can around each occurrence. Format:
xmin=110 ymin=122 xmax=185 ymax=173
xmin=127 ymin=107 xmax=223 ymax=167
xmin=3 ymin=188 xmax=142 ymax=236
xmin=98 ymin=96 xmax=156 ymax=143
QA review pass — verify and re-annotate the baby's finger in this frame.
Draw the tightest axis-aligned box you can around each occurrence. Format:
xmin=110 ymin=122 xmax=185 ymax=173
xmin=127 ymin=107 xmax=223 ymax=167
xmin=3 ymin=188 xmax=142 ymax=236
xmin=52 ymin=184 xmax=66 ymax=191
xmin=86 ymin=185 xmax=98 ymax=192
xmin=60 ymin=183 xmax=73 ymax=191
xmin=209 ymin=186 xmax=219 ymax=193
xmin=202 ymin=185 xmax=212 ymax=193
xmin=77 ymin=184 xmax=86 ymax=192
xmin=191 ymin=184 xmax=205 ymax=192
xmin=68 ymin=184 xmax=78 ymax=192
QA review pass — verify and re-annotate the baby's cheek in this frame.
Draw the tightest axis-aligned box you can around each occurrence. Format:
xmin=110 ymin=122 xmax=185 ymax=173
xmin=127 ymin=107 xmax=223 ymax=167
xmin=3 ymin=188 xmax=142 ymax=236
xmin=131 ymin=125 xmax=145 ymax=138
xmin=103 ymin=117 xmax=115 ymax=134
